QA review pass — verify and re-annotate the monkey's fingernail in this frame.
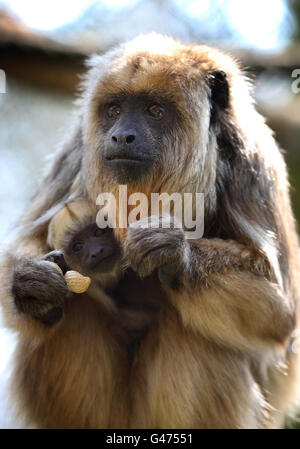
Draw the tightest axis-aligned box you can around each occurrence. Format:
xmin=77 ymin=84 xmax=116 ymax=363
xmin=48 ymin=262 xmax=63 ymax=275
xmin=64 ymin=270 xmax=91 ymax=294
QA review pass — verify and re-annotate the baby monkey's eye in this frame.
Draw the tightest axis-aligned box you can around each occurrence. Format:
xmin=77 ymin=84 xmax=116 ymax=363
xmin=147 ymin=103 xmax=165 ymax=119
xmin=72 ymin=241 xmax=83 ymax=252
xmin=94 ymin=228 xmax=105 ymax=237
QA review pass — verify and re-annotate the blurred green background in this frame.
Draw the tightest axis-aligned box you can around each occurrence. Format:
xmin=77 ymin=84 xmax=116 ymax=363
xmin=0 ymin=0 xmax=299 ymax=428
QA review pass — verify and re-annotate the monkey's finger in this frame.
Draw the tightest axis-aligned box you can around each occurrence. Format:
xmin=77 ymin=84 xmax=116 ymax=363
xmin=124 ymin=222 xmax=185 ymax=270
xmin=134 ymin=244 xmax=184 ymax=279
xmin=44 ymin=250 xmax=69 ymax=274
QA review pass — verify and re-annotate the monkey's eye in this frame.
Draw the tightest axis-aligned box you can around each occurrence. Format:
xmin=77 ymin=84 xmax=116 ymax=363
xmin=106 ymin=104 xmax=121 ymax=119
xmin=94 ymin=228 xmax=105 ymax=237
xmin=147 ymin=103 xmax=164 ymax=120
xmin=72 ymin=241 xmax=83 ymax=252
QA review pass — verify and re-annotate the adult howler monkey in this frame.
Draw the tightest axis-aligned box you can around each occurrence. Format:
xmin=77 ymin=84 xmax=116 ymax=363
xmin=1 ymin=34 xmax=299 ymax=428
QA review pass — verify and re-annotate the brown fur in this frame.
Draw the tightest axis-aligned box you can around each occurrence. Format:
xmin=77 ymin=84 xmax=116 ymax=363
xmin=1 ymin=34 xmax=299 ymax=428
xmin=1 ymin=202 xmax=130 ymax=428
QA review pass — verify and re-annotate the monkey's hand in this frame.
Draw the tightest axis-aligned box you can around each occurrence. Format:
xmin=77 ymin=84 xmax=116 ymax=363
xmin=123 ymin=215 xmax=187 ymax=287
xmin=124 ymin=214 xmax=271 ymax=288
xmin=12 ymin=252 xmax=69 ymax=325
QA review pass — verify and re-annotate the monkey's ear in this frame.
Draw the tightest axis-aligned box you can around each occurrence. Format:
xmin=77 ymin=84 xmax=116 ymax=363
xmin=208 ymin=70 xmax=229 ymax=110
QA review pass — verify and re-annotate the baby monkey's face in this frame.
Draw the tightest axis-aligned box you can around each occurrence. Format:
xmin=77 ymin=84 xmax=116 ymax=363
xmin=66 ymin=224 xmax=121 ymax=275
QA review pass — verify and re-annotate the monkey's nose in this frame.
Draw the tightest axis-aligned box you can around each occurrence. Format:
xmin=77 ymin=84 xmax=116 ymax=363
xmin=111 ymin=133 xmax=136 ymax=145
xmin=89 ymin=245 xmax=114 ymax=261
xmin=91 ymin=247 xmax=104 ymax=259
xmin=88 ymin=245 xmax=116 ymax=269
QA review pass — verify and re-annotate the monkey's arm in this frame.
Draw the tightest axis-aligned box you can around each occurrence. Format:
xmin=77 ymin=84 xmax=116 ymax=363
xmin=0 ymin=127 xmax=84 ymax=340
xmin=165 ymin=240 xmax=294 ymax=352
xmin=123 ymin=216 xmax=295 ymax=353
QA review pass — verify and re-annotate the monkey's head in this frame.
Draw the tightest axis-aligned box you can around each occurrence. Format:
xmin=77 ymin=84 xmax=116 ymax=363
xmin=65 ymin=224 xmax=120 ymax=274
xmin=48 ymin=200 xmax=121 ymax=286
xmin=80 ymin=33 xmax=251 ymax=214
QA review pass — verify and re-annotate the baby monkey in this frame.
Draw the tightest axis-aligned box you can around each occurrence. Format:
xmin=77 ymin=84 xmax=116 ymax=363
xmin=47 ymin=200 xmax=158 ymax=338
xmin=47 ymin=199 xmax=121 ymax=292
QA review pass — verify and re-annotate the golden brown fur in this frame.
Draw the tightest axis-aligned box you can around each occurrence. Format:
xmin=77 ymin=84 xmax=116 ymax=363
xmin=1 ymin=34 xmax=300 ymax=428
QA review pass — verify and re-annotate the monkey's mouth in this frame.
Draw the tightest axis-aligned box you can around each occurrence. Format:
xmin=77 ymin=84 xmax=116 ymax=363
xmin=103 ymin=152 xmax=153 ymax=182
xmin=89 ymin=253 xmax=119 ymax=273
xmin=105 ymin=154 xmax=148 ymax=163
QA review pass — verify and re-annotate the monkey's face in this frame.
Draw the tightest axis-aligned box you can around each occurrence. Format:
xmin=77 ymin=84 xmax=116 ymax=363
xmin=65 ymin=224 xmax=121 ymax=275
xmin=99 ymin=94 xmax=178 ymax=183
xmin=82 ymin=35 xmax=236 ymax=202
